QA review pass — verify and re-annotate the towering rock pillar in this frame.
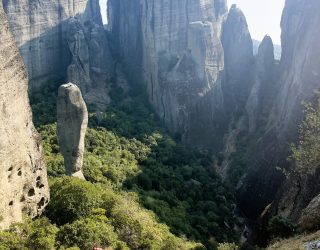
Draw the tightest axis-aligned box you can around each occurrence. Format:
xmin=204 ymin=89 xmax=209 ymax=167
xmin=221 ymin=5 xmax=254 ymax=116
xmin=57 ymin=83 xmax=88 ymax=179
xmin=109 ymin=0 xmax=229 ymax=149
xmin=246 ymin=36 xmax=276 ymax=133
xmin=0 ymin=2 xmax=49 ymax=228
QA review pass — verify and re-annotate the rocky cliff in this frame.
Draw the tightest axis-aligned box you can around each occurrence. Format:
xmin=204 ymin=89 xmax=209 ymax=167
xmin=274 ymin=0 xmax=320 ymax=139
xmin=3 ymin=0 xmax=113 ymax=108
xmin=108 ymin=0 xmax=256 ymax=149
xmin=221 ymin=4 xmax=253 ymax=117
xmin=238 ymin=0 xmax=320 ymax=220
xmin=0 ymin=3 xmax=49 ymax=228
xmin=246 ymin=35 xmax=277 ymax=133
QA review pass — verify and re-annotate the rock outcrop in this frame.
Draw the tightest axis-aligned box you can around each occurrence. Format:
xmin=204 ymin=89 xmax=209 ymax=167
xmin=221 ymin=5 xmax=253 ymax=116
xmin=3 ymin=0 xmax=114 ymax=108
xmin=238 ymin=0 xmax=320 ymax=219
xmin=108 ymin=0 xmax=256 ymax=149
xmin=0 ymin=3 xmax=49 ymax=228
xmin=57 ymin=83 xmax=88 ymax=179
xmin=274 ymin=0 xmax=320 ymax=138
xmin=299 ymin=193 xmax=320 ymax=230
xmin=264 ymin=0 xmax=320 ymax=220
xmin=2 ymin=0 xmax=102 ymax=90
xmin=246 ymin=36 xmax=277 ymax=133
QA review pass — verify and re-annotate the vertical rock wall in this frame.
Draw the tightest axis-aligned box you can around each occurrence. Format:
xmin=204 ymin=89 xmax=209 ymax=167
xmin=109 ymin=0 xmax=240 ymax=149
xmin=0 ymin=2 xmax=49 ymax=228
xmin=238 ymin=0 xmax=320 ymax=219
xmin=2 ymin=0 xmax=112 ymax=97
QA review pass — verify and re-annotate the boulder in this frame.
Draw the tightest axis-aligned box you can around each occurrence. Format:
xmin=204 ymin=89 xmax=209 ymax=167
xmin=299 ymin=194 xmax=320 ymax=230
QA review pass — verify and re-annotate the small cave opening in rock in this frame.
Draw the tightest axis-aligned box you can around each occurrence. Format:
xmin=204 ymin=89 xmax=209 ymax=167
xmin=28 ymin=188 xmax=35 ymax=197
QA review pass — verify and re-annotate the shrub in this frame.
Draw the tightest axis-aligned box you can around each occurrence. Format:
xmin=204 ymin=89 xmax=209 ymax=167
xmin=267 ymin=216 xmax=296 ymax=239
xmin=218 ymin=242 xmax=239 ymax=250
xmin=46 ymin=177 xmax=105 ymax=225
xmin=57 ymin=212 xmax=128 ymax=250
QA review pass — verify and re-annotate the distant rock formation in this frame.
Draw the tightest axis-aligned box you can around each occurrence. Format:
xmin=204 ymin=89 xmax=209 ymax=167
xmin=0 ymin=2 xmax=49 ymax=228
xmin=246 ymin=35 xmax=277 ymax=133
xmin=109 ymin=0 xmax=256 ymax=149
xmin=57 ymin=83 xmax=88 ymax=179
xmin=221 ymin=4 xmax=254 ymax=116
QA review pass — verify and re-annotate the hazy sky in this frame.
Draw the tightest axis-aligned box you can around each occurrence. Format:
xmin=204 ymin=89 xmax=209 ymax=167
xmin=228 ymin=0 xmax=285 ymax=44
xmin=100 ymin=0 xmax=108 ymax=24
xmin=99 ymin=0 xmax=285 ymax=44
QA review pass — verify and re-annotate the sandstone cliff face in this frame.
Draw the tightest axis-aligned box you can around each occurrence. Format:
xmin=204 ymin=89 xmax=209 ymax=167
xmin=264 ymin=0 xmax=320 ymax=222
xmin=273 ymin=0 xmax=320 ymax=139
xmin=272 ymin=169 xmax=320 ymax=229
xmin=246 ymin=36 xmax=277 ymax=133
xmin=57 ymin=83 xmax=88 ymax=179
xmin=238 ymin=0 xmax=320 ymax=219
xmin=0 ymin=3 xmax=49 ymax=228
xmin=67 ymin=17 xmax=113 ymax=109
xmin=221 ymin=5 xmax=253 ymax=116
xmin=3 ymin=0 xmax=113 ymax=104
xmin=109 ymin=0 xmax=257 ymax=149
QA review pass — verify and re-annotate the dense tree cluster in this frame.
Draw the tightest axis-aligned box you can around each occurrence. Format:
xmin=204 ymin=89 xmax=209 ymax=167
xmin=0 ymin=80 xmax=241 ymax=249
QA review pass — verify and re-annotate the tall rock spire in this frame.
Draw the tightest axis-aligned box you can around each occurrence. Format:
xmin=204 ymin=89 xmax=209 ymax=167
xmin=57 ymin=83 xmax=88 ymax=179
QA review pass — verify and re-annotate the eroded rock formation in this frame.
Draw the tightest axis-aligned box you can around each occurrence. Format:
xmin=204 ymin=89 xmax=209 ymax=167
xmin=0 ymin=2 xmax=49 ymax=228
xmin=299 ymin=193 xmax=320 ymax=230
xmin=246 ymin=35 xmax=277 ymax=133
xmin=221 ymin=4 xmax=253 ymax=116
xmin=2 ymin=0 xmax=101 ymax=90
xmin=3 ymin=0 xmax=114 ymax=108
xmin=57 ymin=83 xmax=88 ymax=179
xmin=238 ymin=0 xmax=320 ymax=219
xmin=67 ymin=16 xmax=113 ymax=109
xmin=108 ymin=0 xmax=256 ymax=149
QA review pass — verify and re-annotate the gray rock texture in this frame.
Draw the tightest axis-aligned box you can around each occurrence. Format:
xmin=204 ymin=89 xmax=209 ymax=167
xmin=0 ymin=2 xmax=49 ymax=228
xmin=273 ymin=0 xmax=320 ymax=139
xmin=266 ymin=0 xmax=320 ymax=221
xmin=57 ymin=83 xmax=88 ymax=179
xmin=67 ymin=17 xmax=113 ymax=109
xmin=2 ymin=0 xmax=102 ymax=90
xmin=221 ymin=4 xmax=253 ymax=115
xmin=109 ymin=0 xmax=254 ymax=149
xmin=238 ymin=0 xmax=320 ymax=219
xmin=3 ymin=0 xmax=113 ymax=107
xmin=299 ymin=193 xmax=320 ymax=230
xmin=246 ymin=36 xmax=277 ymax=133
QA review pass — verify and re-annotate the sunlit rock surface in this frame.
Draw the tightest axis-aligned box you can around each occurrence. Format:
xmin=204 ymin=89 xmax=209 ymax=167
xmin=0 ymin=2 xmax=49 ymax=228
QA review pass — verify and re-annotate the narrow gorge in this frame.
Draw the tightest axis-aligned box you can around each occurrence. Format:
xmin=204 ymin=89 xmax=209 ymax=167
xmin=0 ymin=0 xmax=320 ymax=249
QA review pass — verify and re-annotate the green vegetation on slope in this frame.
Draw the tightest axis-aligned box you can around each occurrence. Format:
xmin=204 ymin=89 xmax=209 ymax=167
xmin=290 ymin=93 xmax=320 ymax=175
xmin=0 ymin=77 xmax=240 ymax=249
